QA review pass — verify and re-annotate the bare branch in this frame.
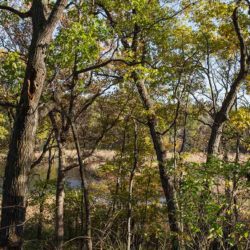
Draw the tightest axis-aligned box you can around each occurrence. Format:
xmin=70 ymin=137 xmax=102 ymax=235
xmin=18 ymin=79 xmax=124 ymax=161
xmin=0 ymin=5 xmax=31 ymax=18
xmin=0 ymin=101 xmax=17 ymax=108
xmin=144 ymin=1 xmax=198 ymax=31
xmin=31 ymin=131 xmax=53 ymax=169
xmin=197 ymin=118 xmax=212 ymax=128
xmin=75 ymin=59 xmax=133 ymax=76
xmin=64 ymin=163 xmax=79 ymax=172
xmin=75 ymin=82 xmax=119 ymax=120
xmin=38 ymin=101 xmax=57 ymax=119
xmin=160 ymin=99 xmax=181 ymax=136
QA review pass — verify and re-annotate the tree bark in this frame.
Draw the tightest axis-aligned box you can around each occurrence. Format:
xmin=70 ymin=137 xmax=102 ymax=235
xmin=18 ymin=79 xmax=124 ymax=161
xmin=70 ymin=121 xmax=93 ymax=250
xmin=112 ymin=122 xmax=127 ymax=212
xmin=55 ymin=137 xmax=66 ymax=250
xmin=37 ymin=147 xmax=54 ymax=240
xmin=134 ymin=75 xmax=180 ymax=249
xmin=127 ymin=120 xmax=138 ymax=250
xmin=50 ymin=112 xmax=66 ymax=250
xmin=0 ymin=1 xmax=66 ymax=248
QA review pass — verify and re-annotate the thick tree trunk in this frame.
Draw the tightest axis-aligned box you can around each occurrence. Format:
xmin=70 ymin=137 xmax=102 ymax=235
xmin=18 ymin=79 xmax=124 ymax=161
xmin=207 ymin=117 xmax=225 ymax=156
xmin=0 ymin=1 xmax=66 ymax=248
xmin=135 ymin=77 xmax=180 ymax=249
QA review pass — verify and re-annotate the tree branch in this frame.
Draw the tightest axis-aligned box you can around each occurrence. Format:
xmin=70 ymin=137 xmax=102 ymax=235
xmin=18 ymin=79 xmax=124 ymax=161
xmin=0 ymin=5 xmax=31 ymax=18
xmin=63 ymin=163 xmax=79 ymax=172
xmin=0 ymin=101 xmax=17 ymax=108
xmin=46 ymin=0 xmax=67 ymax=30
xmin=232 ymin=3 xmax=248 ymax=72
xmin=75 ymin=59 xmax=133 ymax=76
xmin=159 ymin=99 xmax=181 ymax=136
xmin=75 ymin=83 xmax=117 ymax=120
xmin=96 ymin=2 xmax=116 ymax=28
xmin=38 ymin=101 xmax=57 ymax=119
xmin=31 ymin=131 xmax=53 ymax=169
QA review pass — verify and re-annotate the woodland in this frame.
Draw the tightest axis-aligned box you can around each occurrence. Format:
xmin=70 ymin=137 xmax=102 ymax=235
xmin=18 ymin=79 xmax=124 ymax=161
xmin=0 ymin=0 xmax=250 ymax=249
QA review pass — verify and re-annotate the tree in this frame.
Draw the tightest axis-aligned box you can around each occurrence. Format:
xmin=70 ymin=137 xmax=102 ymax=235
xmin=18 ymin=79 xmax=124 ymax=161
xmin=207 ymin=0 xmax=250 ymax=157
xmin=0 ymin=1 xmax=67 ymax=248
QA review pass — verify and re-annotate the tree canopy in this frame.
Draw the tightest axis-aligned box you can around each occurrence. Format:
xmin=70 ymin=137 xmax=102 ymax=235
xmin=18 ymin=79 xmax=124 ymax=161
xmin=0 ymin=0 xmax=249 ymax=249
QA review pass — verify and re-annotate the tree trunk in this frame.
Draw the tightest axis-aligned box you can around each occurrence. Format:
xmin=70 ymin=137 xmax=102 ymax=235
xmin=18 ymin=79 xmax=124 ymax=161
xmin=49 ymin=112 xmax=66 ymax=250
xmin=179 ymin=103 xmax=188 ymax=154
xmin=55 ymin=138 xmax=66 ymax=250
xmin=112 ymin=123 xmax=127 ymax=212
xmin=70 ymin=121 xmax=93 ymax=250
xmin=207 ymin=114 xmax=226 ymax=157
xmin=127 ymin=121 xmax=138 ymax=250
xmin=0 ymin=1 xmax=66 ymax=248
xmin=134 ymin=76 xmax=180 ymax=249
xmin=37 ymin=147 xmax=54 ymax=240
xmin=207 ymin=4 xmax=249 ymax=159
